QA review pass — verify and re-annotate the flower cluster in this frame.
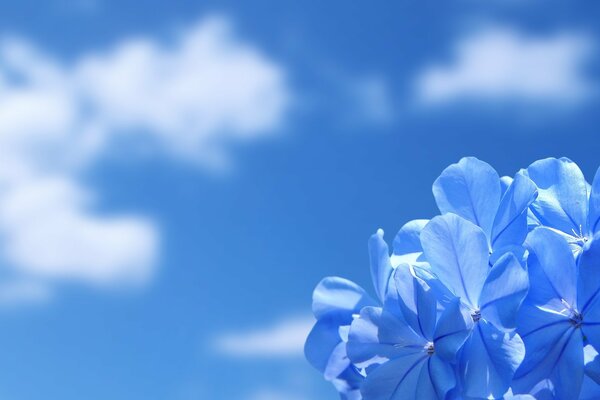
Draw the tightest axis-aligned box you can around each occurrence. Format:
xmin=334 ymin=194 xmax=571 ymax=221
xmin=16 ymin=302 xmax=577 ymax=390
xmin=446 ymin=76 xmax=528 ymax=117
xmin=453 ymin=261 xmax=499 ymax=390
xmin=304 ymin=157 xmax=600 ymax=400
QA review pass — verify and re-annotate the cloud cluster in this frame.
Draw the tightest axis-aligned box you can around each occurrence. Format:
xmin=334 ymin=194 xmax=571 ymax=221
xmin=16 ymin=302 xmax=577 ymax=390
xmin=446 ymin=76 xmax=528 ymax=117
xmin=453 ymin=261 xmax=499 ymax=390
xmin=416 ymin=27 xmax=593 ymax=105
xmin=0 ymin=16 xmax=290 ymax=299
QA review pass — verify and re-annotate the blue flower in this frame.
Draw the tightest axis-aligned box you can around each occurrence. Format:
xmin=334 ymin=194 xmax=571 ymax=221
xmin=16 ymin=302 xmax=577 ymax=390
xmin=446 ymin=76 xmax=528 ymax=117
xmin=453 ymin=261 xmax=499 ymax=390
xmin=418 ymin=213 xmax=530 ymax=398
xmin=523 ymin=157 xmax=600 ymax=256
xmin=304 ymin=277 xmax=376 ymax=399
xmin=304 ymin=157 xmax=600 ymax=399
xmin=433 ymin=157 xmax=538 ymax=262
xmin=513 ymin=228 xmax=600 ymax=399
xmin=346 ymin=263 xmax=472 ymax=399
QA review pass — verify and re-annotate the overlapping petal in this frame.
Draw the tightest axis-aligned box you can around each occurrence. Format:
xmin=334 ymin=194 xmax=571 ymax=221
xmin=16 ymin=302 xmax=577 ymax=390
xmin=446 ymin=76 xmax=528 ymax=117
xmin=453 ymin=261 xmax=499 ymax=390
xmin=432 ymin=297 xmax=473 ymax=363
xmin=420 ymin=213 xmax=489 ymax=309
xmin=479 ymin=252 xmax=529 ymax=331
xmin=433 ymin=157 xmax=501 ymax=238
xmin=589 ymin=167 xmax=600 ymax=235
xmin=392 ymin=219 xmax=428 ymax=266
xmin=525 ymin=227 xmax=577 ymax=309
xmin=525 ymin=157 xmax=590 ymax=252
xmin=385 ymin=264 xmax=436 ymax=341
xmin=312 ymin=277 xmax=376 ymax=323
xmin=369 ymin=229 xmax=394 ymax=302
xmin=491 ymin=172 xmax=538 ymax=252
xmin=461 ymin=320 xmax=525 ymax=399
xmin=347 ymin=306 xmax=425 ymax=369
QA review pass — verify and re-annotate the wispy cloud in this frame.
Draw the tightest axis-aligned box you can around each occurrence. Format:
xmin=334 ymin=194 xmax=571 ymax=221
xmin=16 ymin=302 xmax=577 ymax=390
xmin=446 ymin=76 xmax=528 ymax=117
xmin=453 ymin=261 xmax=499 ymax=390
xmin=0 ymin=16 xmax=290 ymax=300
xmin=415 ymin=27 xmax=593 ymax=105
xmin=215 ymin=315 xmax=314 ymax=358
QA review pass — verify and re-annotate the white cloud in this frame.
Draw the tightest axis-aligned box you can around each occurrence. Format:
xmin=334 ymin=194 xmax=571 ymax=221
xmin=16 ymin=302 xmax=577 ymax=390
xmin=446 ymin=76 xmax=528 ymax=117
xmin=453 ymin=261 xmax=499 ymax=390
xmin=416 ymin=27 xmax=593 ymax=105
xmin=215 ymin=315 xmax=314 ymax=358
xmin=0 ymin=16 xmax=290 ymax=300
xmin=76 ymin=17 xmax=289 ymax=167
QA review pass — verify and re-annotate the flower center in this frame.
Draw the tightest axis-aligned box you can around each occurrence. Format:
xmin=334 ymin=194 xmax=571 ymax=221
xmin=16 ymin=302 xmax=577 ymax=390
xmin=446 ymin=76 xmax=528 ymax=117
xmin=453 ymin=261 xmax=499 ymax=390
xmin=571 ymin=225 xmax=588 ymax=245
xmin=570 ymin=310 xmax=583 ymax=328
xmin=424 ymin=342 xmax=434 ymax=356
xmin=471 ymin=309 xmax=481 ymax=323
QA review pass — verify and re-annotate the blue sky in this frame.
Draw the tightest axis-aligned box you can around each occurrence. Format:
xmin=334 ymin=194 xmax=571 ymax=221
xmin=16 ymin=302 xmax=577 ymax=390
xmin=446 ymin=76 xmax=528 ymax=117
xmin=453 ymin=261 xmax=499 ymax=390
xmin=0 ymin=1 xmax=599 ymax=399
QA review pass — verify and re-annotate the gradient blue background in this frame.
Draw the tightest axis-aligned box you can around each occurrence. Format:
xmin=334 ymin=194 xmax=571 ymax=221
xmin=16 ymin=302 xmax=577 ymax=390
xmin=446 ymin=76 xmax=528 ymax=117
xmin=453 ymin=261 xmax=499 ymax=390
xmin=0 ymin=1 xmax=599 ymax=399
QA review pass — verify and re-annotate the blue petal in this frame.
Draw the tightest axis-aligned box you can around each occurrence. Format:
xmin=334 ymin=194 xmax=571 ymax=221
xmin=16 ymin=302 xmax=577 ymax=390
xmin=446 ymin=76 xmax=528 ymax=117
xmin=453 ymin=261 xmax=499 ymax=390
xmin=432 ymin=157 xmax=501 ymax=238
xmin=579 ymin=235 xmax=600 ymax=333
xmin=581 ymin=374 xmax=600 ymax=400
xmin=589 ymin=167 xmax=600 ymax=235
xmin=433 ymin=297 xmax=473 ymax=363
xmin=312 ymin=277 xmax=376 ymax=322
xmin=392 ymin=219 xmax=428 ymax=265
xmin=369 ymin=229 xmax=394 ymax=302
xmin=420 ymin=214 xmax=490 ymax=309
xmin=479 ymin=252 xmax=529 ymax=331
xmin=460 ymin=320 xmax=525 ymax=399
xmin=332 ymin=366 xmax=364 ymax=400
xmin=500 ymin=175 xmax=513 ymax=195
xmin=525 ymin=379 xmax=555 ymax=400
xmin=411 ymin=264 xmax=457 ymax=306
xmin=347 ymin=306 xmax=425 ymax=368
xmin=525 ymin=157 xmax=589 ymax=237
xmin=305 ymin=318 xmax=347 ymax=375
xmin=386 ymin=264 xmax=436 ymax=341
xmin=584 ymin=345 xmax=600 ymax=385
xmin=515 ymin=303 xmax=571 ymax=380
xmin=491 ymin=172 xmax=538 ymax=252
xmin=415 ymin=355 xmax=456 ymax=399
xmin=525 ymin=227 xmax=577 ymax=309
xmin=359 ymin=352 xmax=427 ymax=400
xmin=514 ymin=325 xmax=584 ymax=400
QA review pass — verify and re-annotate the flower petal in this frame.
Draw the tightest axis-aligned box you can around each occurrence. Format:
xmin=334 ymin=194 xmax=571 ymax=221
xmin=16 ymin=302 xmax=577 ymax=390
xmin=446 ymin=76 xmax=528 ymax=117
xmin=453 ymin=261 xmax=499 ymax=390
xmin=421 ymin=213 xmax=489 ymax=309
xmin=515 ymin=326 xmax=584 ymax=400
xmin=359 ymin=352 xmax=427 ymax=400
xmin=525 ymin=227 xmax=577 ymax=309
xmin=460 ymin=320 xmax=525 ymax=399
xmin=479 ymin=252 xmax=529 ymax=331
xmin=304 ymin=318 xmax=347 ymax=375
xmin=312 ymin=277 xmax=376 ymax=322
xmin=525 ymin=157 xmax=589 ymax=237
xmin=369 ymin=229 xmax=394 ymax=302
xmin=432 ymin=157 xmax=501 ymax=238
xmin=392 ymin=219 xmax=428 ymax=265
xmin=491 ymin=172 xmax=538 ymax=252
xmin=347 ymin=306 xmax=425 ymax=369
xmin=331 ymin=366 xmax=364 ymax=400
xmin=433 ymin=297 xmax=473 ymax=363
xmin=415 ymin=355 xmax=456 ymax=399
xmin=581 ymin=374 xmax=600 ymax=400
xmin=584 ymin=344 xmax=600 ymax=385
xmin=516 ymin=303 xmax=571 ymax=380
xmin=386 ymin=264 xmax=437 ymax=341
xmin=579 ymin=235 xmax=600 ymax=331
xmin=589 ymin=167 xmax=600 ymax=235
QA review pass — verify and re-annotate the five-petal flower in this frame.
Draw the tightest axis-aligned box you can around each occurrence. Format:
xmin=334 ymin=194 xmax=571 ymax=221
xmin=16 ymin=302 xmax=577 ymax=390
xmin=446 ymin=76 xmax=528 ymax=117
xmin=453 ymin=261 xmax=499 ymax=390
xmin=514 ymin=228 xmax=600 ymax=399
xmin=347 ymin=264 xmax=472 ymax=399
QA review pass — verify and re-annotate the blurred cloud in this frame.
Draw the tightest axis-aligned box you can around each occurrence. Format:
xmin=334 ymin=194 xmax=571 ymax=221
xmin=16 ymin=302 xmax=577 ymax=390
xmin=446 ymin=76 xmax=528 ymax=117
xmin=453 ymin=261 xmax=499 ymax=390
xmin=246 ymin=389 xmax=309 ymax=400
xmin=416 ymin=27 xmax=594 ymax=105
xmin=0 ymin=16 xmax=290 ymax=300
xmin=215 ymin=315 xmax=313 ymax=358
